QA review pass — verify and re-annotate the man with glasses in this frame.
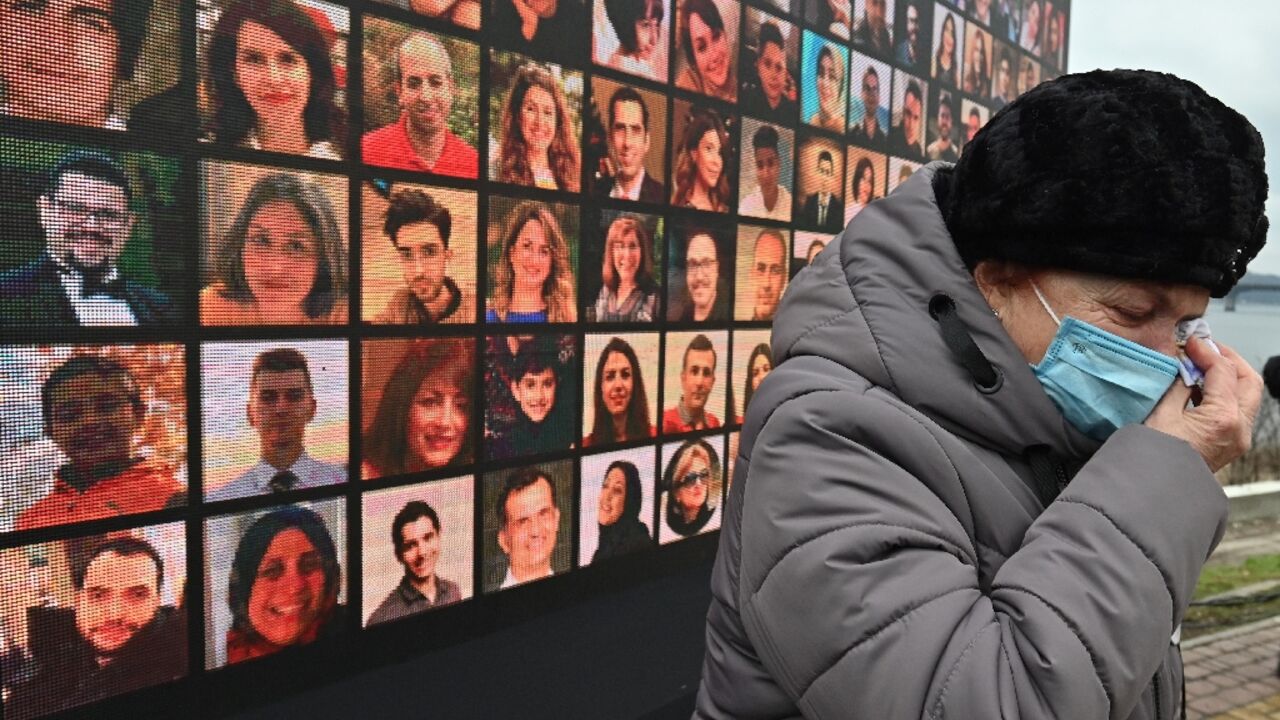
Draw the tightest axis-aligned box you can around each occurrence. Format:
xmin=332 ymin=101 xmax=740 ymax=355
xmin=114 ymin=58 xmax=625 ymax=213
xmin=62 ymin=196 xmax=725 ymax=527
xmin=670 ymin=229 xmax=728 ymax=322
xmin=800 ymin=151 xmax=844 ymax=232
xmin=850 ymin=64 xmax=886 ymax=148
xmin=741 ymin=21 xmax=797 ymax=123
xmin=663 ymin=334 xmax=721 ymax=433
xmin=374 ymin=187 xmax=473 ymax=324
xmin=16 ymin=356 xmax=183 ymax=530
xmin=739 ymin=124 xmax=792 ymax=222
xmin=0 ymin=151 xmax=174 ymax=326
xmin=747 ymin=229 xmax=787 ymax=321
xmin=0 ymin=0 xmax=152 ymax=129
xmin=207 ymin=348 xmax=346 ymax=501
xmin=362 ymin=32 xmax=479 ymax=178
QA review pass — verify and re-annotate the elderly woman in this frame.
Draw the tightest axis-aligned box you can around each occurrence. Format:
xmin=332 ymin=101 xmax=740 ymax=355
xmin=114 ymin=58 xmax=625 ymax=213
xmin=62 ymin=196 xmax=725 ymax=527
xmin=695 ymin=70 xmax=1267 ymax=720
xmin=202 ymin=173 xmax=348 ymax=325
xmin=226 ymin=505 xmax=344 ymax=664
xmin=661 ymin=437 xmax=721 ymax=540
xmin=591 ymin=460 xmax=653 ymax=562
xmin=584 ymin=336 xmax=656 ymax=446
xmin=592 ymin=216 xmax=659 ymax=322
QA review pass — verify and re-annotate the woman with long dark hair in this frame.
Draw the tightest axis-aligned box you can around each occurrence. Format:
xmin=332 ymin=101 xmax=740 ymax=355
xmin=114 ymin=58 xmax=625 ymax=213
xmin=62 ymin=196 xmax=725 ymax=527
xmin=739 ymin=342 xmax=772 ymax=422
xmin=584 ymin=337 xmax=655 ymax=446
xmin=932 ymin=11 xmax=958 ymax=87
xmin=671 ymin=107 xmax=731 ymax=212
xmin=592 ymin=216 xmax=659 ymax=322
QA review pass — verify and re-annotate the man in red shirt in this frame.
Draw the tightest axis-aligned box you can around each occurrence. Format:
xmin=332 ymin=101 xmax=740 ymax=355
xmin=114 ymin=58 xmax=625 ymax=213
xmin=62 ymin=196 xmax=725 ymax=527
xmin=362 ymin=32 xmax=478 ymax=178
xmin=17 ymin=356 xmax=183 ymax=530
xmin=663 ymin=334 xmax=722 ymax=433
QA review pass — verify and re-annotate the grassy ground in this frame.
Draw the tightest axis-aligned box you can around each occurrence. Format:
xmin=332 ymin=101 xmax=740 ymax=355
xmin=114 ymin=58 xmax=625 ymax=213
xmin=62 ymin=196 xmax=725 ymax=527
xmin=1185 ymin=554 xmax=1280 ymax=640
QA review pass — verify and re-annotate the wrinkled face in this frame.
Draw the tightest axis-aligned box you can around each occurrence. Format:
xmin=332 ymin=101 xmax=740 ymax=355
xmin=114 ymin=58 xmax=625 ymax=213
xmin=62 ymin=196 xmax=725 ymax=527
xmin=75 ymin=551 xmax=159 ymax=656
xmin=520 ymin=84 xmax=558 ymax=157
xmin=0 ymin=0 xmax=118 ymax=127
xmin=407 ymin=372 xmax=469 ymax=469
xmin=610 ymin=99 xmax=650 ymax=180
xmin=396 ymin=221 xmax=451 ymax=305
xmin=680 ymin=348 xmax=716 ymax=413
xmin=674 ymin=449 xmax=710 ymax=510
xmin=753 ymin=146 xmax=780 ymax=192
xmin=866 ymin=0 xmax=885 ymax=29
xmin=634 ymin=12 xmax=662 ymax=59
xmin=510 ymin=218 xmax=552 ymax=291
xmin=247 ymin=368 xmax=316 ymax=451
xmin=816 ymin=51 xmax=842 ymax=114
xmin=750 ymin=353 xmax=772 ymax=391
xmin=235 ymin=21 xmax=311 ymax=133
xmin=860 ymin=70 xmax=880 ymax=122
xmin=601 ymin=350 xmax=635 ymax=418
xmin=752 ymin=232 xmax=786 ymax=320
xmin=512 ymin=367 xmax=556 ymax=424
xmin=756 ymin=40 xmax=787 ymax=106
xmin=397 ymin=516 xmax=440 ymax=582
xmin=905 ymin=5 xmax=919 ymax=46
xmin=610 ymin=226 xmax=643 ymax=285
xmin=902 ymin=92 xmax=921 ymax=145
xmin=48 ymin=371 xmax=141 ymax=472
xmin=399 ymin=39 xmax=455 ymax=136
xmin=694 ymin=128 xmax=724 ymax=191
xmin=688 ymin=11 xmax=729 ymax=90
xmin=685 ymin=233 xmax=719 ymax=312
xmin=39 ymin=173 xmax=134 ymax=271
xmin=248 ymin=528 xmax=327 ymax=647
xmin=937 ymin=101 xmax=952 ymax=139
xmin=498 ymin=478 xmax=560 ymax=572
xmin=242 ymin=200 xmax=320 ymax=315
xmin=597 ymin=467 xmax=627 ymax=526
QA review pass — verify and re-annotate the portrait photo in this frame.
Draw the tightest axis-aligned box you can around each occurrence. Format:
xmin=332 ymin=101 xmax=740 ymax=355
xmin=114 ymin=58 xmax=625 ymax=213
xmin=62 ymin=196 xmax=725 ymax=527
xmin=197 ymin=0 xmax=349 ymax=159
xmin=199 ymin=161 xmax=349 ymax=326
xmin=800 ymin=30 xmax=848 ymax=134
xmin=670 ymin=100 xmax=737 ymax=213
xmin=931 ymin=1 xmax=963 ymax=89
xmin=582 ymin=210 xmax=663 ymax=323
xmin=488 ymin=51 xmax=584 ymax=193
xmin=204 ymin=499 xmax=347 ymax=669
xmin=0 ymin=0 xmax=181 ymax=133
xmin=1019 ymin=0 xmax=1043 ymax=55
xmin=592 ymin=0 xmax=670 ymax=82
xmin=362 ymin=181 xmax=478 ymax=325
xmin=990 ymin=39 xmax=1017 ymax=109
xmin=731 ymin=329 xmax=773 ymax=423
xmin=484 ymin=334 xmax=579 ymax=461
xmin=362 ymin=476 xmax=474 ymax=627
xmin=585 ymin=78 xmax=668 ymax=205
xmin=0 ymin=523 xmax=187 ymax=719
xmin=371 ymin=0 xmax=479 ymax=30
xmin=737 ymin=119 xmax=795 ymax=223
xmin=892 ymin=0 xmax=931 ymax=75
xmin=666 ymin=217 xmax=734 ymax=323
xmin=582 ymin=332 xmax=660 ymax=447
xmin=734 ymin=225 xmax=790 ymax=322
xmin=579 ymin=448 xmax=656 ymax=566
xmin=888 ymin=156 xmax=922 ymax=192
xmin=793 ymin=230 xmax=829 ymax=270
xmin=362 ymin=18 xmax=481 ymax=178
xmin=738 ymin=7 xmax=799 ymax=124
xmin=662 ymin=329 xmax=728 ymax=434
xmin=994 ymin=0 xmax=1020 ymax=43
xmin=794 ymin=134 xmax=845 ymax=233
xmin=485 ymin=196 xmax=580 ymax=324
xmin=658 ymin=435 xmax=724 ymax=543
xmin=0 ymin=344 xmax=187 ymax=532
xmin=961 ymin=98 xmax=990 ymax=146
xmin=925 ymin=86 xmax=960 ymax=162
xmin=362 ymin=337 xmax=477 ymax=481
xmin=889 ymin=69 xmax=927 ymax=160
xmin=847 ymin=51 xmax=891 ymax=149
xmin=962 ymin=20 xmax=992 ymax=97
xmin=201 ymin=340 xmax=347 ymax=502
xmin=488 ymin=0 xmax=588 ymax=65
xmin=1019 ymin=53 xmax=1042 ymax=98
xmin=482 ymin=460 xmax=574 ymax=592
xmin=845 ymin=147 xmax=887 ymax=224
xmin=673 ymin=0 xmax=739 ymax=103
xmin=852 ymin=0 xmax=894 ymax=56
xmin=0 ymin=140 xmax=184 ymax=327
xmin=725 ymin=430 xmax=740 ymax=492
xmin=1041 ymin=2 xmax=1066 ymax=70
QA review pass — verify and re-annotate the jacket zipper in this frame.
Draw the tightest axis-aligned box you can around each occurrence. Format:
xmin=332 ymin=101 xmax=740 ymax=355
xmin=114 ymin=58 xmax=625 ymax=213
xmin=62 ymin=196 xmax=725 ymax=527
xmin=1154 ymin=670 xmax=1164 ymax=720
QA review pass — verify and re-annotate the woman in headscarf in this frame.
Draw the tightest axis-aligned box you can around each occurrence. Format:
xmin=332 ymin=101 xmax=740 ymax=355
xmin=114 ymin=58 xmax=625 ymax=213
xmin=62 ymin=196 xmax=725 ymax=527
xmin=591 ymin=460 xmax=652 ymax=562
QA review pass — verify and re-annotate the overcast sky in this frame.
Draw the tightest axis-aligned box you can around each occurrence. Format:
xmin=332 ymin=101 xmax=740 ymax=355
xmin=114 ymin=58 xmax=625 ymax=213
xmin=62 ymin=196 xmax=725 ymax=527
xmin=1067 ymin=0 xmax=1280 ymax=278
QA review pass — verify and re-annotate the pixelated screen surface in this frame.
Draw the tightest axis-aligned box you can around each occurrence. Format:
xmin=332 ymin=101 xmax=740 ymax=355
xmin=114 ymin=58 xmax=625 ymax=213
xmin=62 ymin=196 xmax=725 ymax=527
xmin=0 ymin=0 xmax=1066 ymax=710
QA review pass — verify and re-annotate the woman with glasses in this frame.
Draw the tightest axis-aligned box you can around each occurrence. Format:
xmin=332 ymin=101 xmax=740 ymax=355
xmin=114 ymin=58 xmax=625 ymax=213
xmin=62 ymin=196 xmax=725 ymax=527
xmin=591 ymin=216 xmax=659 ymax=322
xmin=661 ymin=437 xmax=721 ymax=540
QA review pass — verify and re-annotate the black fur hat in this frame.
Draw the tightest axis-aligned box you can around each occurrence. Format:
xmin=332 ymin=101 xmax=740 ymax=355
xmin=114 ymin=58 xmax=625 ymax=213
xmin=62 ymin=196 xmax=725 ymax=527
xmin=1265 ymin=356 xmax=1280 ymax=401
xmin=944 ymin=69 xmax=1268 ymax=297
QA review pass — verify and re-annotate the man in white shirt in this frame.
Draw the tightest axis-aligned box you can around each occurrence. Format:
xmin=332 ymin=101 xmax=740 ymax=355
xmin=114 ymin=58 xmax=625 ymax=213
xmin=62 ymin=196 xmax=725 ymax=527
xmin=207 ymin=349 xmax=346 ymax=501
xmin=738 ymin=124 xmax=792 ymax=222
xmin=592 ymin=86 xmax=665 ymax=203
xmin=495 ymin=468 xmax=562 ymax=589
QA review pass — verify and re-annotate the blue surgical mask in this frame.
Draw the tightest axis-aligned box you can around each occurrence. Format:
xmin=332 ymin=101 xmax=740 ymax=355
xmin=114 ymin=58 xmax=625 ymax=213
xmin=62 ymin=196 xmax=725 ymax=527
xmin=1029 ymin=282 xmax=1180 ymax=441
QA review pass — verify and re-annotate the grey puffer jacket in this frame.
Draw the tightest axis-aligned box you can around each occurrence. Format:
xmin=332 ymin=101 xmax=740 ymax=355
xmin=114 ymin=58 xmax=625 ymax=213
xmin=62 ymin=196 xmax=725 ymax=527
xmin=694 ymin=163 xmax=1228 ymax=720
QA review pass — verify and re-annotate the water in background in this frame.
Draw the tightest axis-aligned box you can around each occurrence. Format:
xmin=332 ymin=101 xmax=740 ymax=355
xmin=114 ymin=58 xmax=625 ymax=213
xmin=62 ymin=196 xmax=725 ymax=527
xmin=1203 ymin=301 xmax=1280 ymax=371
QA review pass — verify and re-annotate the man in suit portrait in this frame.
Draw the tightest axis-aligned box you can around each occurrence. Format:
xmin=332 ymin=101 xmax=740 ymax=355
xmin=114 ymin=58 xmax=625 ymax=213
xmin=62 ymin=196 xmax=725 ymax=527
xmin=801 ymin=151 xmax=845 ymax=233
xmin=0 ymin=151 xmax=174 ymax=326
xmin=594 ymin=86 xmax=665 ymax=203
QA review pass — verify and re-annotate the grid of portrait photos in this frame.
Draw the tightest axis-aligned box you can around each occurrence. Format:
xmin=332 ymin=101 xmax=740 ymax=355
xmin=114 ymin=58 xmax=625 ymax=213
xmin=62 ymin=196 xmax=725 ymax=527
xmin=0 ymin=0 xmax=1067 ymax=714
